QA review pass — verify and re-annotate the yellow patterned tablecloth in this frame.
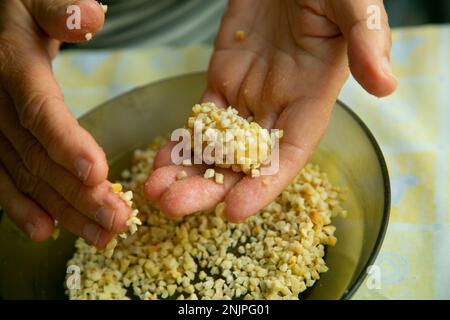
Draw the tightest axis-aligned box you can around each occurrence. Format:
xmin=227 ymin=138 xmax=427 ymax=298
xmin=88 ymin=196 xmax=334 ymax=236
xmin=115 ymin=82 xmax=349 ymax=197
xmin=53 ymin=25 xmax=450 ymax=299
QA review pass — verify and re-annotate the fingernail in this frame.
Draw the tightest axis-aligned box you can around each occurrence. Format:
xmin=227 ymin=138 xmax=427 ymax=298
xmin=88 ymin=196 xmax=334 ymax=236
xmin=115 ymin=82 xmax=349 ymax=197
xmin=75 ymin=157 xmax=92 ymax=182
xmin=381 ymin=56 xmax=394 ymax=78
xmin=96 ymin=207 xmax=115 ymax=230
xmin=25 ymin=222 xmax=36 ymax=240
xmin=83 ymin=223 xmax=101 ymax=245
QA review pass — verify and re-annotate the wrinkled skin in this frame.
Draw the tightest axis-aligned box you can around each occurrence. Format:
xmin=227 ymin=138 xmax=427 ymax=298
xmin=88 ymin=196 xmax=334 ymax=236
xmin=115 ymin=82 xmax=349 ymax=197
xmin=0 ymin=0 xmax=395 ymax=246
xmin=0 ymin=0 xmax=130 ymax=248
xmin=144 ymin=0 xmax=396 ymax=222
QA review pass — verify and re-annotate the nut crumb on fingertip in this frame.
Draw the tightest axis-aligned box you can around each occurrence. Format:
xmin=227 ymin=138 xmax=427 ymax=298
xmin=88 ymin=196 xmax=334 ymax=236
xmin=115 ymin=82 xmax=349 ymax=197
xmin=235 ymin=30 xmax=245 ymax=41
xmin=215 ymin=172 xmax=224 ymax=184
xmin=182 ymin=159 xmax=192 ymax=166
xmin=100 ymin=3 xmax=108 ymax=13
xmin=251 ymin=169 xmax=260 ymax=178
xmin=204 ymin=168 xmax=215 ymax=179
xmin=176 ymin=170 xmax=188 ymax=180
xmin=111 ymin=183 xmax=122 ymax=193
xmin=51 ymin=228 xmax=60 ymax=240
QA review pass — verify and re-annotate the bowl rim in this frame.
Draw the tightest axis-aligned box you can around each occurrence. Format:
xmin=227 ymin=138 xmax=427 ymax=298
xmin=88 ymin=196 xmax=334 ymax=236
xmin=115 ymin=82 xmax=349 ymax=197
xmin=335 ymin=99 xmax=391 ymax=300
xmin=0 ymin=72 xmax=390 ymax=300
xmin=76 ymin=72 xmax=392 ymax=299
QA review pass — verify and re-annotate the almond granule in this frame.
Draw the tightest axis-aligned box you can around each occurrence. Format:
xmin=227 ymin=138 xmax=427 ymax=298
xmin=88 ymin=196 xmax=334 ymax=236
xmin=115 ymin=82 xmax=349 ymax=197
xmin=235 ymin=30 xmax=245 ymax=41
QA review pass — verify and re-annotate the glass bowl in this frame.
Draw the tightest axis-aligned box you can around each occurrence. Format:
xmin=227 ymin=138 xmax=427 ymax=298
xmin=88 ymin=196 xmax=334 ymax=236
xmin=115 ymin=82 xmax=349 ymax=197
xmin=0 ymin=72 xmax=390 ymax=299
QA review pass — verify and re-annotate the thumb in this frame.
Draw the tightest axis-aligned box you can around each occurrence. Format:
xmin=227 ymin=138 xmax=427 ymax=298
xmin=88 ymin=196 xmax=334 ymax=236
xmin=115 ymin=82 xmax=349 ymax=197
xmin=328 ymin=0 xmax=397 ymax=97
xmin=26 ymin=0 xmax=106 ymax=43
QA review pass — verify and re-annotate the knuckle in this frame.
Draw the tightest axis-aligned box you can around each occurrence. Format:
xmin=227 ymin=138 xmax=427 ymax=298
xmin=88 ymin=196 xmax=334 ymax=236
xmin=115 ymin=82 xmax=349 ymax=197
xmin=18 ymin=94 xmax=65 ymax=141
xmin=262 ymin=74 xmax=288 ymax=109
xmin=53 ymin=199 xmax=73 ymax=227
xmin=21 ymin=137 xmax=49 ymax=176
xmin=64 ymin=183 xmax=84 ymax=208
xmin=18 ymin=93 xmax=50 ymax=131
xmin=3 ymin=194 xmax=21 ymax=217
xmin=43 ymin=123 xmax=71 ymax=156
xmin=211 ymin=67 xmax=232 ymax=97
xmin=15 ymin=164 xmax=39 ymax=196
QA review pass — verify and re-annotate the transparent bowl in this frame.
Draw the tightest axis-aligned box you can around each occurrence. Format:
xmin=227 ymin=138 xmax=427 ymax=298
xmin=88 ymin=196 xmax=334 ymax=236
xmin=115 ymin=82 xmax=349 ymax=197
xmin=0 ymin=73 xmax=390 ymax=299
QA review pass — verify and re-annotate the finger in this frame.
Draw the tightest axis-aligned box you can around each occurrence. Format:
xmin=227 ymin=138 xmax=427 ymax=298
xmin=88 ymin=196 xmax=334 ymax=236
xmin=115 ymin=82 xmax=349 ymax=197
xmin=41 ymin=172 xmax=130 ymax=234
xmin=0 ymin=42 xmax=108 ymax=186
xmin=26 ymin=0 xmax=106 ymax=43
xmin=0 ymin=100 xmax=129 ymax=233
xmin=224 ymin=97 xmax=331 ymax=222
xmin=206 ymin=50 xmax=256 ymax=116
xmin=32 ymin=180 xmax=115 ymax=249
xmin=158 ymin=168 xmax=242 ymax=218
xmin=153 ymin=141 xmax=178 ymax=169
xmin=144 ymin=165 xmax=207 ymax=202
xmin=254 ymin=112 xmax=278 ymax=130
xmin=327 ymin=0 xmax=397 ymax=97
xmin=201 ymin=89 xmax=228 ymax=109
xmin=202 ymin=86 xmax=253 ymax=120
xmin=0 ymin=137 xmax=113 ymax=248
xmin=0 ymin=162 xmax=54 ymax=242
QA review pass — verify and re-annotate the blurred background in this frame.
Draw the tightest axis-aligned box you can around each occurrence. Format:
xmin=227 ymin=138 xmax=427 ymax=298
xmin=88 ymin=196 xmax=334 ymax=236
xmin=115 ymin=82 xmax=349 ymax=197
xmin=63 ymin=0 xmax=450 ymax=50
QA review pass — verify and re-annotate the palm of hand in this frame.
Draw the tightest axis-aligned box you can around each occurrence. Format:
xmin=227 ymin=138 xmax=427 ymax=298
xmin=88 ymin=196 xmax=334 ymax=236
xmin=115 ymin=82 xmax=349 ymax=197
xmin=145 ymin=0 xmax=394 ymax=222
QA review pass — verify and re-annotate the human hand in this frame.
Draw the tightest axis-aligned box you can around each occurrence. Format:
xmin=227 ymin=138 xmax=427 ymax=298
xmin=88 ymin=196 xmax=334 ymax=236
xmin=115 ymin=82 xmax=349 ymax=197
xmin=0 ymin=0 xmax=131 ymax=248
xmin=145 ymin=0 xmax=397 ymax=222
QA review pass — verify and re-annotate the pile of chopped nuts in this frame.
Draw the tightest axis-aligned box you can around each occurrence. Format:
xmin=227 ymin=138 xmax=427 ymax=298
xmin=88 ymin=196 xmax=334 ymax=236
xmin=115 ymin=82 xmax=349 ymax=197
xmin=186 ymin=103 xmax=282 ymax=178
xmin=65 ymin=136 xmax=346 ymax=300
xmin=101 ymin=183 xmax=141 ymax=259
